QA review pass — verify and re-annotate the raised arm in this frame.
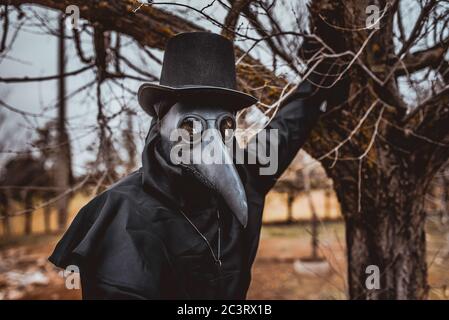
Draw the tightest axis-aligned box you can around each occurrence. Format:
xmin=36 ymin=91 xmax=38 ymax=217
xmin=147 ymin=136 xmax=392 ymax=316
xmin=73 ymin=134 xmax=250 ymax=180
xmin=243 ymin=37 xmax=343 ymax=195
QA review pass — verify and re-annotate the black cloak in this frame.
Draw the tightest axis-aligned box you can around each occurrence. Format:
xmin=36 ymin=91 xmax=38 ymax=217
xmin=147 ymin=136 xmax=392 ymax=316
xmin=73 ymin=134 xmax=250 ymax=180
xmin=49 ymin=82 xmax=323 ymax=299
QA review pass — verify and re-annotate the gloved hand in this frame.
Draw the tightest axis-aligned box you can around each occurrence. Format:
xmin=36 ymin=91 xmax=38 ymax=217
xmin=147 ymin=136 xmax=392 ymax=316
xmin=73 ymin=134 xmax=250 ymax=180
xmin=291 ymin=35 xmax=347 ymax=111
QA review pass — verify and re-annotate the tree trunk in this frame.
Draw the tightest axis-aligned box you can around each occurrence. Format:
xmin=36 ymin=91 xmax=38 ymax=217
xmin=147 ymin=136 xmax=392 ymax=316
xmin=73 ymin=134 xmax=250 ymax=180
xmin=1 ymin=192 xmax=11 ymax=237
xmin=305 ymin=0 xmax=432 ymax=299
xmin=331 ymin=150 xmax=429 ymax=299
xmin=324 ymin=188 xmax=332 ymax=220
xmin=24 ymin=192 xmax=33 ymax=235
xmin=303 ymin=170 xmax=320 ymax=260
xmin=123 ymin=110 xmax=137 ymax=173
xmin=310 ymin=209 xmax=319 ymax=260
xmin=55 ymin=14 xmax=71 ymax=231
xmin=43 ymin=201 xmax=51 ymax=234
xmin=286 ymin=192 xmax=294 ymax=224
xmin=441 ymin=172 xmax=449 ymax=221
xmin=2 ymin=213 xmax=11 ymax=237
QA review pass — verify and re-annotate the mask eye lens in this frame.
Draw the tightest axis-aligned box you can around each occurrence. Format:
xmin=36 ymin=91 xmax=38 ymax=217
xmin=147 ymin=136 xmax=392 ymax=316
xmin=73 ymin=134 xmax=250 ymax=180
xmin=219 ymin=115 xmax=236 ymax=142
xmin=179 ymin=117 xmax=203 ymax=143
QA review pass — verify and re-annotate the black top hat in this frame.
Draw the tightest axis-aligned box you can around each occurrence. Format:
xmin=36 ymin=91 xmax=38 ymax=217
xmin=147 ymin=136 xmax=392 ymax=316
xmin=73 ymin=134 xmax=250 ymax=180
xmin=138 ymin=32 xmax=258 ymax=117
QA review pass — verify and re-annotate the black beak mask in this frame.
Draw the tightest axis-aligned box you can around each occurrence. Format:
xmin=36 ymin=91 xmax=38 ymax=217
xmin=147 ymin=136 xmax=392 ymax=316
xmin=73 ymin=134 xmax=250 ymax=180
xmin=158 ymin=102 xmax=248 ymax=227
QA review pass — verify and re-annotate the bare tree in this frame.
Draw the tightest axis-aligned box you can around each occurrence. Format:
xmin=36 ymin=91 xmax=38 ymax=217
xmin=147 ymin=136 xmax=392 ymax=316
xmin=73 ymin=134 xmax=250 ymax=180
xmin=302 ymin=167 xmax=320 ymax=260
xmin=123 ymin=110 xmax=137 ymax=173
xmin=303 ymin=0 xmax=449 ymax=299
xmin=273 ymin=179 xmax=301 ymax=224
xmin=1 ymin=0 xmax=448 ymax=299
xmin=0 ymin=152 xmax=53 ymax=235
xmin=54 ymin=13 xmax=72 ymax=231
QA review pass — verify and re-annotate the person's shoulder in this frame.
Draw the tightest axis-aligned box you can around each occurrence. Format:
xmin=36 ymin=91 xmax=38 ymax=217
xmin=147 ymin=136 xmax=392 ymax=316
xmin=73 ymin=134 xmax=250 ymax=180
xmin=101 ymin=170 xmax=155 ymax=203
xmin=49 ymin=170 xmax=167 ymax=269
xmin=78 ymin=170 xmax=156 ymax=215
xmin=107 ymin=170 xmax=144 ymax=194
xmin=107 ymin=170 xmax=170 ymax=215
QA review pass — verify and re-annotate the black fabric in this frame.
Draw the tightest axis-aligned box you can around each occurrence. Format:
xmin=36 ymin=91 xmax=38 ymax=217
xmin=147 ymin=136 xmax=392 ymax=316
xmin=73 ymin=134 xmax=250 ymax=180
xmin=49 ymin=80 xmax=324 ymax=300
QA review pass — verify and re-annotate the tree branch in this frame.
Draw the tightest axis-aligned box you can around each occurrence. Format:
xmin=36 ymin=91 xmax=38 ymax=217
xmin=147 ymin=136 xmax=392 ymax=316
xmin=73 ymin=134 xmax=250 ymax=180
xmin=403 ymin=85 xmax=449 ymax=123
xmin=2 ymin=0 xmax=285 ymax=102
xmin=0 ymin=4 xmax=9 ymax=52
xmin=221 ymin=0 xmax=252 ymax=41
xmin=0 ymin=63 xmax=94 ymax=82
xmin=395 ymin=37 xmax=449 ymax=76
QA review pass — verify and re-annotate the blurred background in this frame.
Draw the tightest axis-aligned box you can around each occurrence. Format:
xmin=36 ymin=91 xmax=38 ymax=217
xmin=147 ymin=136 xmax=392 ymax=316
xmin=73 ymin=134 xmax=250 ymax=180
xmin=0 ymin=0 xmax=448 ymax=299
xmin=1 ymin=150 xmax=448 ymax=299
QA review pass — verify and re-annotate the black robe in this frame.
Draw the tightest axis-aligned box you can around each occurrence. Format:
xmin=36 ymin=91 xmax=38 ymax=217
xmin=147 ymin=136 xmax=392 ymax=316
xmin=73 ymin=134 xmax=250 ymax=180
xmin=49 ymin=81 xmax=323 ymax=299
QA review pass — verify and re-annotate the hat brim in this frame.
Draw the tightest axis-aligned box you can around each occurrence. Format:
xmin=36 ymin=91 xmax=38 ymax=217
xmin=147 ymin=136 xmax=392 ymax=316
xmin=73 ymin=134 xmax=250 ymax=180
xmin=138 ymin=83 xmax=258 ymax=117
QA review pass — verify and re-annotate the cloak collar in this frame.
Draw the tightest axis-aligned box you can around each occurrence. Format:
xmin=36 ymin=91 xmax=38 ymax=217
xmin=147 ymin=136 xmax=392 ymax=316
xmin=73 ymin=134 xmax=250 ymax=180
xmin=141 ymin=119 xmax=186 ymax=209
